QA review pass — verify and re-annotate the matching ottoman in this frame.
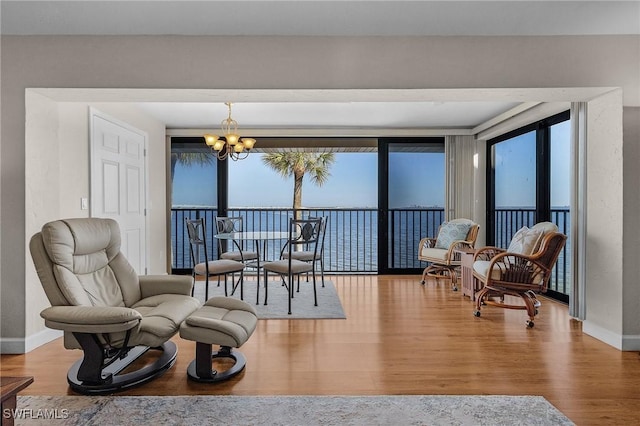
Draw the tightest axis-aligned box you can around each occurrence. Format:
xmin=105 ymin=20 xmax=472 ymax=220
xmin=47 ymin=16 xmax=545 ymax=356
xmin=180 ymin=296 xmax=258 ymax=383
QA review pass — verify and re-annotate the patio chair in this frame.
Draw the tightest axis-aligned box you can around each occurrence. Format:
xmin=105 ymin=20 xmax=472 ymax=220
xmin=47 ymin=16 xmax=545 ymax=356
xmin=418 ymin=218 xmax=480 ymax=290
xmin=29 ymin=218 xmax=201 ymax=394
xmin=472 ymin=222 xmax=567 ymax=327
xmin=186 ymin=218 xmax=246 ymax=301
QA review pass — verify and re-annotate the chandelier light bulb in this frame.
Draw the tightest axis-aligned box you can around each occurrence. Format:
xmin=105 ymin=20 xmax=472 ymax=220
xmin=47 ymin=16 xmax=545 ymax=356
xmin=203 ymin=102 xmax=256 ymax=161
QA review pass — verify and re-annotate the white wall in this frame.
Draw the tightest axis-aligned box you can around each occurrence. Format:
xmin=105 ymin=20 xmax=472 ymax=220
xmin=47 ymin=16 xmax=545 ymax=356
xmin=622 ymin=106 xmax=640 ymax=349
xmin=23 ymin=91 xmax=62 ymax=349
xmin=1 ymin=34 xmax=639 ymax=352
xmin=582 ymin=90 xmax=625 ymax=346
xmin=21 ymin=95 xmax=167 ymax=348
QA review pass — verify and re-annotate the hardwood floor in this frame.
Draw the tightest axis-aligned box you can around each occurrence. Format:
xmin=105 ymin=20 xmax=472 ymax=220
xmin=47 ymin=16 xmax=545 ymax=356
xmin=2 ymin=275 xmax=639 ymax=425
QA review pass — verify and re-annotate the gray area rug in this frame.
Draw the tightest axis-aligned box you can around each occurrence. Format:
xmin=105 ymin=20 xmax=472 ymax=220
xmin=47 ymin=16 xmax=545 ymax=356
xmin=194 ymin=279 xmax=346 ymax=319
xmin=15 ymin=395 xmax=573 ymax=425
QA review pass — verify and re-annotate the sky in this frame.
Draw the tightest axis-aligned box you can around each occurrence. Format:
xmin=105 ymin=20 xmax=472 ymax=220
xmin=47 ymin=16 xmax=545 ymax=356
xmin=493 ymin=120 xmax=570 ymax=208
xmin=172 ymin=152 xmax=445 ymax=208
xmin=172 ymin=121 xmax=570 ymax=209
xmin=229 ymin=153 xmax=379 ymax=208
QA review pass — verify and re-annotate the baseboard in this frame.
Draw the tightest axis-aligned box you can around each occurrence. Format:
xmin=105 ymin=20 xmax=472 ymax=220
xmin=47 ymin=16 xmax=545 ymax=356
xmin=621 ymin=333 xmax=640 ymax=351
xmin=582 ymin=320 xmax=640 ymax=351
xmin=0 ymin=328 xmax=62 ymax=354
xmin=582 ymin=320 xmax=622 ymax=349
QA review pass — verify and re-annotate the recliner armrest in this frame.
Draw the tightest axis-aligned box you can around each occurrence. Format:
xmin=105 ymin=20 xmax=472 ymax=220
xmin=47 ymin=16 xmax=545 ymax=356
xmin=40 ymin=306 xmax=142 ymax=333
xmin=139 ymin=274 xmax=193 ymax=298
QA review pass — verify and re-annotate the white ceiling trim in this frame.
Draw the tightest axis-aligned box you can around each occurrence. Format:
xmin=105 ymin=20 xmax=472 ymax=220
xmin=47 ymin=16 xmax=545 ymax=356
xmin=30 ymin=87 xmax=616 ymax=103
xmin=166 ymin=127 xmax=476 ymax=138
xmin=30 ymin=87 xmax=615 ymax=134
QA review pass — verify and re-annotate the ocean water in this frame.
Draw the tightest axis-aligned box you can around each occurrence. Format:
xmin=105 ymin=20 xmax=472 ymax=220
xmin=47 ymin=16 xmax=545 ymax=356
xmin=171 ymin=207 xmax=570 ymax=294
xmin=171 ymin=207 xmax=443 ymax=272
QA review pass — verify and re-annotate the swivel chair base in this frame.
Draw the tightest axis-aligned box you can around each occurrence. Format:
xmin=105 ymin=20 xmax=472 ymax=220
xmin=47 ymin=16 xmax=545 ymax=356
xmin=421 ymin=264 xmax=460 ymax=291
xmin=67 ymin=341 xmax=177 ymax=395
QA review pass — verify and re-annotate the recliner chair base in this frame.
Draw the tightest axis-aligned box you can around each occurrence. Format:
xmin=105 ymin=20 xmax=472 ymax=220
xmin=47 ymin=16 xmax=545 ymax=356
xmin=187 ymin=344 xmax=247 ymax=383
xmin=67 ymin=341 xmax=178 ymax=395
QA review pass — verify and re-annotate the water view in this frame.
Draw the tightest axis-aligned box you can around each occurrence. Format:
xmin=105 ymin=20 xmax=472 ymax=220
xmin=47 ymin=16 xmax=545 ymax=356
xmin=171 ymin=143 xmax=571 ymax=295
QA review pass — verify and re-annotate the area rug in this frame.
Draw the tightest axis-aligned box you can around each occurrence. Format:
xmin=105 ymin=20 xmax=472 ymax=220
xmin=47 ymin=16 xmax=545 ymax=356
xmin=193 ymin=279 xmax=346 ymax=319
xmin=14 ymin=395 xmax=573 ymax=425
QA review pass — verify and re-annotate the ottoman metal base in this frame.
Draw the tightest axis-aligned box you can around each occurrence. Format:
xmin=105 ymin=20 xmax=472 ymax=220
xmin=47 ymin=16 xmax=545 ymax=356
xmin=187 ymin=343 xmax=247 ymax=383
xmin=180 ymin=296 xmax=258 ymax=384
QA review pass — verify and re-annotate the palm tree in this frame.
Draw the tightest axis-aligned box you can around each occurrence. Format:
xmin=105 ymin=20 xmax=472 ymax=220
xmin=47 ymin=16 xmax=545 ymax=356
xmin=262 ymin=152 xmax=335 ymax=219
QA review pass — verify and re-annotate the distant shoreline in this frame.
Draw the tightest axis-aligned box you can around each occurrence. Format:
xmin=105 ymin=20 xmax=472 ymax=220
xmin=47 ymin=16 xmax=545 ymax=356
xmin=171 ymin=205 xmax=569 ymax=209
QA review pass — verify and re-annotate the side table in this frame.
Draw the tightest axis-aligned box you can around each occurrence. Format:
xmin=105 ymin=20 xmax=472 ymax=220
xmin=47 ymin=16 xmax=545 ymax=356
xmin=456 ymin=248 xmax=479 ymax=301
xmin=1 ymin=376 xmax=34 ymax=426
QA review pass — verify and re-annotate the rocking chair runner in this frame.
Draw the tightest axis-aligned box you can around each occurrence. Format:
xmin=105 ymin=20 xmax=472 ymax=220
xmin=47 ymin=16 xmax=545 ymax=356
xmin=29 ymin=218 xmax=201 ymax=394
xmin=418 ymin=218 xmax=480 ymax=290
xmin=472 ymin=222 xmax=567 ymax=327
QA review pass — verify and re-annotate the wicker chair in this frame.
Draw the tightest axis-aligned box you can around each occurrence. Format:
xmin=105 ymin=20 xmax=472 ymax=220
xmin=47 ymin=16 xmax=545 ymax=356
xmin=472 ymin=222 xmax=567 ymax=327
xmin=418 ymin=218 xmax=480 ymax=290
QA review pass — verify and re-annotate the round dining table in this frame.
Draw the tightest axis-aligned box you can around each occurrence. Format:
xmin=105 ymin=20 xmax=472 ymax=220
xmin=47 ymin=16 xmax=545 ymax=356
xmin=214 ymin=231 xmax=290 ymax=304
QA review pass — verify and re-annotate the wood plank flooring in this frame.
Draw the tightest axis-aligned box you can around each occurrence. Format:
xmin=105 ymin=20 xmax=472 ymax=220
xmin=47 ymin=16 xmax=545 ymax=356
xmin=2 ymin=275 xmax=639 ymax=425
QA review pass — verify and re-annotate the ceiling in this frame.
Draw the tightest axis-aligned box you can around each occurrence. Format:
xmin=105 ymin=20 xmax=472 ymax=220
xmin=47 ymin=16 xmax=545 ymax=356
xmin=5 ymin=1 xmax=638 ymax=133
xmin=136 ymin=101 xmax=524 ymax=132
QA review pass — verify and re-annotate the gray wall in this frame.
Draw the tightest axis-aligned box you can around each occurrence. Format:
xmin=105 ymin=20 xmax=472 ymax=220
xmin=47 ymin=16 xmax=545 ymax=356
xmin=1 ymin=35 xmax=639 ymax=351
xmin=623 ymin=106 xmax=640 ymax=346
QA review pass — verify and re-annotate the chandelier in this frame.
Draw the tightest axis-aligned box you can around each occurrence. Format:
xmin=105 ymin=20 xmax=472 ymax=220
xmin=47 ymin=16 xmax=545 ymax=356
xmin=204 ymin=102 xmax=256 ymax=161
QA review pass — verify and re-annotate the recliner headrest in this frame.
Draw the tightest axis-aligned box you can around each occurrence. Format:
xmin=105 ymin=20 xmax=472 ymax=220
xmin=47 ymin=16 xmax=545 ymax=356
xmin=41 ymin=218 xmax=121 ymax=274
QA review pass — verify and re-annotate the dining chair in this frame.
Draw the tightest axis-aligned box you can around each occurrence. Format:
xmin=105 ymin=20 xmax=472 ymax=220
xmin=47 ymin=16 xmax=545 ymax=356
xmin=215 ymin=216 xmax=260 ymax=270
xmin=280 ymin=215 xmax=328 ymax=288
xmin=261 ymin=217 xmax=323 ymax=315
xmin=185 ymin=217 xmax=246 ymax=301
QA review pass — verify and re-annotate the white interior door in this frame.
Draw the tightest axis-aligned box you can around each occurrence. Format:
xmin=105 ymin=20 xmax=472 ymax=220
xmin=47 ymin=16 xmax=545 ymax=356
xmin=90 ymin=109 xmax=148 ymax=274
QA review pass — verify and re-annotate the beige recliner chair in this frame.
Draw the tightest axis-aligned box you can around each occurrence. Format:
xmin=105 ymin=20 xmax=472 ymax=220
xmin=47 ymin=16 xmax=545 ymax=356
xmin=29 ymin=218 xmax=201 ymax=394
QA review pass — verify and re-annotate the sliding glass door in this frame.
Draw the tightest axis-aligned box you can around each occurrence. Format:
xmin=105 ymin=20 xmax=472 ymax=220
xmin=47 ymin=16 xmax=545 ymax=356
xmin=490 ymin=129 xmax=537 ymax=247
xmin=170 ymin=137 xmax=219 ymax=272
xmin=378 ymin=138 xmax=445 ymax=274
xmin=170 ymin=136 xmax=446 ymax=276
xmin=487 ymin=111 xmax=571 ymax=301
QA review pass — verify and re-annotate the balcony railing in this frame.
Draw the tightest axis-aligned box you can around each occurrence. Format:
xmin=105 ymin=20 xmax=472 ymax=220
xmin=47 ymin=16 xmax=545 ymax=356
xmin=172 ymin=207 xmax=384 ymax=273
xmin=171 ymin=207 xmax=570 ymax=297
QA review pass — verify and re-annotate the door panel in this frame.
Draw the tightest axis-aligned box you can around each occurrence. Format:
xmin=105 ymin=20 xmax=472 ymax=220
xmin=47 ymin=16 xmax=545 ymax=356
xmin=91 ymin=110 xmax=147 ymax=274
